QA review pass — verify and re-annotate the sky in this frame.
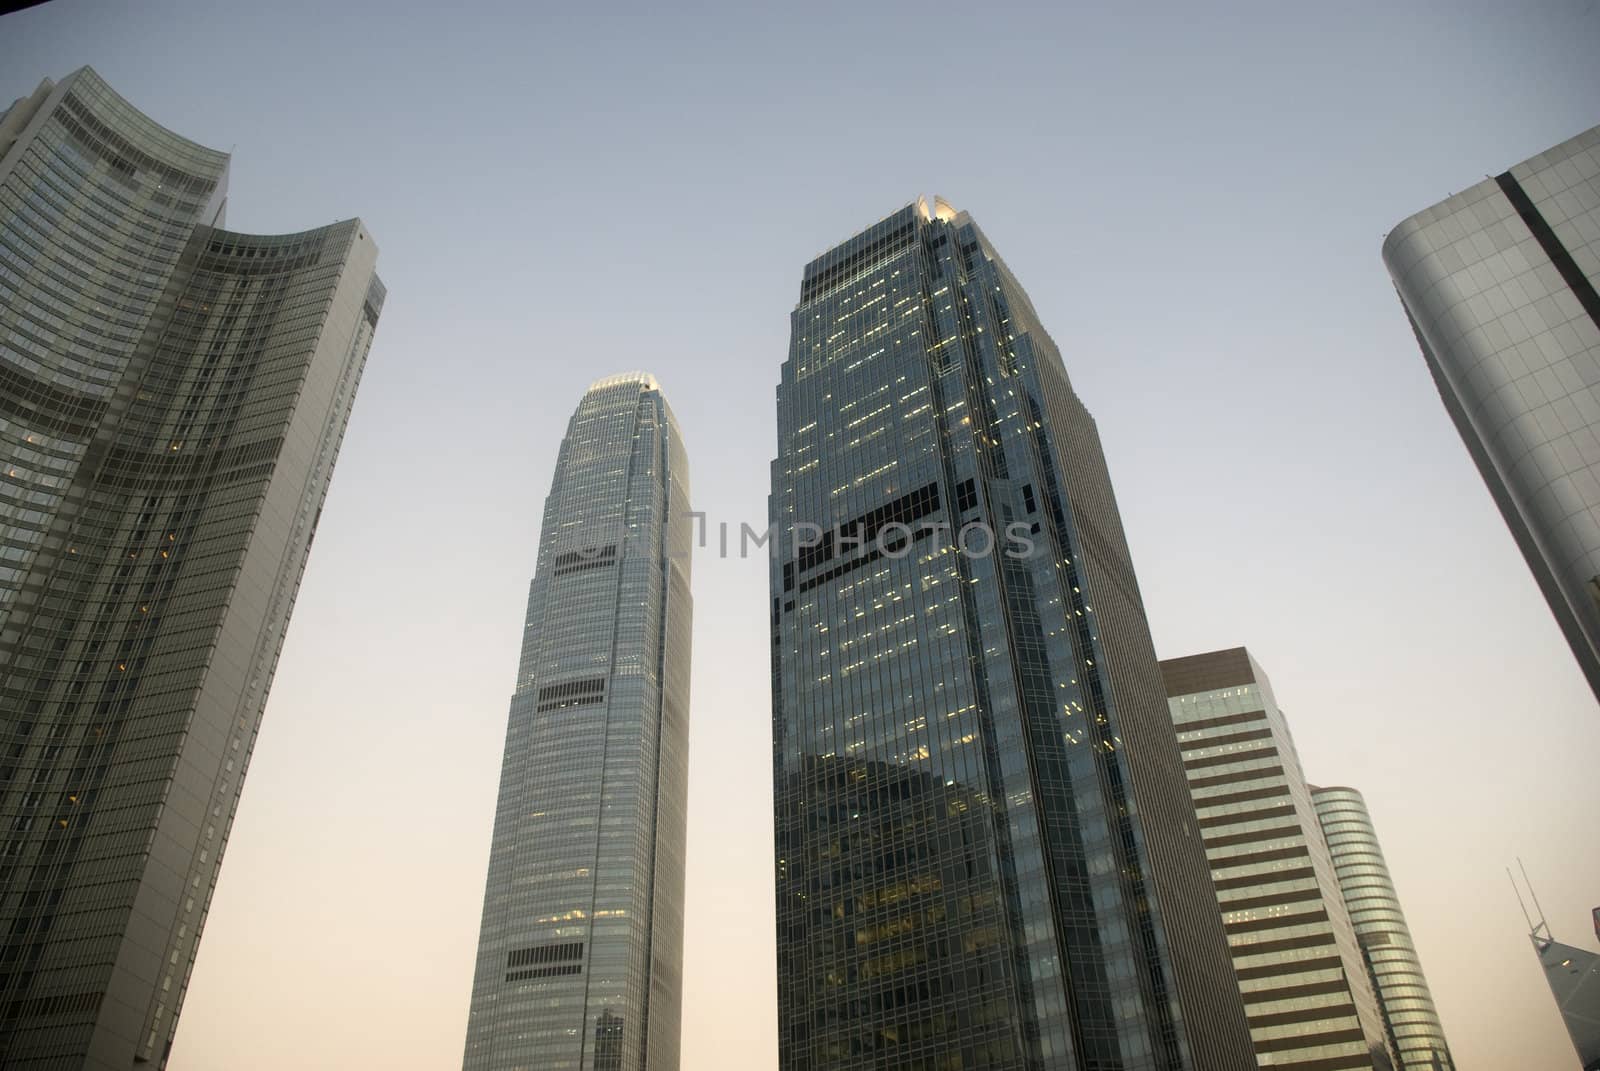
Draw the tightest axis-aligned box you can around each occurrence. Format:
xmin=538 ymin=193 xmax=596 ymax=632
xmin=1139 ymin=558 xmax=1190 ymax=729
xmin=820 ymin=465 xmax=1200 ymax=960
xmin=4 ymin=2 xmax=1600 ymax=1068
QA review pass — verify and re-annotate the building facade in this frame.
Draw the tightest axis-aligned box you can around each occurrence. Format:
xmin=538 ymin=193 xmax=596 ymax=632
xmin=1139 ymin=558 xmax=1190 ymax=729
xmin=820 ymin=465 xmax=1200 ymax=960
xmin=1310 ymin=787 xmax=1454 ymax=1070
xmin=1160 ymin=648 xmax=1394 ymax=1071
xmin=463 ymin=374 xmax=691 ymax=1071
xmin=1384 ymin=125 xmax=1600 ymax=702
xmin=1528 ymin=924 xmax=1600 ymax=1070
xmin=0 ymin=68 xmax=382 ymax=1068
xmin=769 ymin=197 xmax=1255 ymax=1070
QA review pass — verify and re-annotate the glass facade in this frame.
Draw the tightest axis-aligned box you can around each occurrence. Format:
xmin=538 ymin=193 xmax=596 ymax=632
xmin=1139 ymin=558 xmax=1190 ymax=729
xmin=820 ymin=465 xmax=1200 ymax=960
xmin=1161 ymin=649 xmax=1394 ymax=1071
xmin=1384 ymin=125 xmax=1600 ymax=703
xmin=1528 ymin=931 xmax=1600 ymax=1071
xmin=463 ymin=373 xmax=691 ymax=1071
xmin=769 ymin=198 xmax=1255 ymax=1070
xmin=0 ymin=68 xmax=382 ymax=1068
xmin=1310 ymin=787 xmax=1453 ymax=1070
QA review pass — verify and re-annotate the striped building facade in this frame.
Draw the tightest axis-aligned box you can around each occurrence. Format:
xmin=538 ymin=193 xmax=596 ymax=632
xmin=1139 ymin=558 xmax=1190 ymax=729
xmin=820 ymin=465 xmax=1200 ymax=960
xmin=1311 ymin=787 xmax=1454 ymax=1069
xmin=1160 ymin=649 xmax=1394 ymax=1070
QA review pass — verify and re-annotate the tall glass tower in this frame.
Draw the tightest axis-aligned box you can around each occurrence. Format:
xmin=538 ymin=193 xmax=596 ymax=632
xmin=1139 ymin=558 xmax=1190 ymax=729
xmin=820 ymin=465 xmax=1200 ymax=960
xmin=0 ymin=69 xmax=382 ymax=1068
xmin=1384 ymin=125 xmax=1600 ymax=703
xmin=769 ymin=198 xmax=1255 ymax=1070
xmin=1311 ymin=787 xmax=1454 ymax=1070
xmin=463 ymin=373 xmax=691 ymax=1071
xmin=1161 ymin=649 xmax=1395 ymax=1070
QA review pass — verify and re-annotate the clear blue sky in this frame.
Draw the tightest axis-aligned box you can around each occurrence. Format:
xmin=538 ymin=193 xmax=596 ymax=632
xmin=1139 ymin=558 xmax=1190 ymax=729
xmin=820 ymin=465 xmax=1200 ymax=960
xmin=5 ymin=2 xmax=1599 ymax=1068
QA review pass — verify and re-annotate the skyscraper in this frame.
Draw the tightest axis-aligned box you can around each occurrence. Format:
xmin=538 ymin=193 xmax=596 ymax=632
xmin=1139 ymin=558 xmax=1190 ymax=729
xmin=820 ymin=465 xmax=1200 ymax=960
xmin=769 ymin=197 xmax=1255 ymax=1070
xmin=462 ymin=373 xmax=691 ymax=1071
xmin=1384 ymin=125 xmax=1600 ymax=702
xmin=1527 ymin=921 xmax=1600 ymax=1070
xmin=1160 ymin=648 xmax=1395 ymax=1070
xmin=1310 ymin=786 xmax=1454 ymax=1070
xmin=0 ymin=68 xmax=381 ymax=1068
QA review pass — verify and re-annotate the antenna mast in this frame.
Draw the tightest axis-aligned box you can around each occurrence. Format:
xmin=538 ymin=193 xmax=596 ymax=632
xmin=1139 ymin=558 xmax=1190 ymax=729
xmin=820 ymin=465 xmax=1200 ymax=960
xmin=1515 ymin=858 xmax=1552 ymax=940
xmin=1508 ymin=866 xmax=1536 ymax=933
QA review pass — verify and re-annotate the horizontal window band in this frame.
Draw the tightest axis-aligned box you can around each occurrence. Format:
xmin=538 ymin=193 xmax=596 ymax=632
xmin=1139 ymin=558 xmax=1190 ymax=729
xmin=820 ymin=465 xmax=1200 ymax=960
xmin=1197 ymin=803 xmax=1296 ymax=830
xmin=534 ymin=677 xmax=607 ymax=713
xmin=1203 ymin=824 xmax=1302 ymax=850
xmin=535 ymin=678 xmax=606 ymax=702
xmin=1219 ymin=886 xmax=1325 ymax=913
xmin=795 ymin=481 xmax=943 ymax=576
xmin=1234 ymin=954 xmax=1343 ymax=982
xmin=1178 ymin=727 xmax=1273 ymax=751
xmin=1195 ymin=784 xmax=1292 ymax=810
xmin=797 ymin=528 xmax=938 ymax=595
xmin=1213 ymin=865 xmax=1315 ymax=893
xmin=553 ymin=544 xmax=617 ymax=570
xmin=1185 ymin=745 xmax=1280 ymax=771
xmin=507 ymin=941 xmax=584 ymax=968
xmin=1171 ymin=708 xmax=1267 ymax=734
xmin=1 ymin=989 xmax=105 ymax=1020
xmin=800 ymin=220 xmax=916 ymax=302
xmin=0 ymin=355 xmax=109 ymax=439
xmin=1209 ymin=844 xmax=1310 ymax=870
xmin=535 ymin=695 xmax=603 ymax=713
xmin=551 ymin=557 xmax=617 ymax=577
xmin=1251 ymin=1027 xmax=1367 ymax=1055
xmin=1225 ymin=908 xmax=1330 ymax=935
xmin=1242 ymin=978 xmax=1356 ymax=1005
xmin=1188 ymin=764 xmax=1286 ymax=791
xmin=1230 ymin=932 xmax=1337 ymax=959
xmin=1247 ymin=1002 xmax=1360 ymax=1031
xmin=505 ymin=964 xmax=582 ymax=982
xmin=1244 ymin=1055 xmax=1377 ymax=1071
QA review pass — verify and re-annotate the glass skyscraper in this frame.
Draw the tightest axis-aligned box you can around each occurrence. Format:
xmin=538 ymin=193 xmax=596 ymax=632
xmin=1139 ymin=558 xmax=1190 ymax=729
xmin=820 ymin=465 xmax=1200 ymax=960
xmin=463 ymin=373 xmax=691 ymax=1071
xmin=769 ymin=198 xmax=1255 ymax=1070
xmin=1309 ymin=787 xmax=1453 ymax=1071
xmin=0 ymin=68 xmax=382 ymax=1068
xmin=1526 ymin=921 xmax=1600 ymax=1070
xmin=1160 ymin=649 xmax=1395 ymax=1070
xmin=1384 ymin=125 xmax=1600 ymax=703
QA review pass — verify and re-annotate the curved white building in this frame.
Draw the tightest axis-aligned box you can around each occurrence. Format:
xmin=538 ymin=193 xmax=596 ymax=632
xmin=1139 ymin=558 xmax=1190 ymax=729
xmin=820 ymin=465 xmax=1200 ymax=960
xmin=0 ymin=68 xmax=382 ymax=1067
xmin=1384 ymin=127 xmax=1600 ymax=702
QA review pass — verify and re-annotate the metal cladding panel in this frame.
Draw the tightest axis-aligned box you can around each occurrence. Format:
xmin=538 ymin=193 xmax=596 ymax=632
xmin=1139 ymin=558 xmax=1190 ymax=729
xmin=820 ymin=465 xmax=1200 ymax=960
xmin=1384 ymin=125 xmax=1600 ymax=702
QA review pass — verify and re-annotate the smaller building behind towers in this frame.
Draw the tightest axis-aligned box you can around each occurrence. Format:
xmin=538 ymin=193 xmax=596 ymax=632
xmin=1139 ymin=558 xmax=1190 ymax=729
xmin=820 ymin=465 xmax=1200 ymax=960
xmin=1160 ymin=648 xmax=1397 ymax=1070
xmin=1311 ymin=786 xmax=1455 ymax=1070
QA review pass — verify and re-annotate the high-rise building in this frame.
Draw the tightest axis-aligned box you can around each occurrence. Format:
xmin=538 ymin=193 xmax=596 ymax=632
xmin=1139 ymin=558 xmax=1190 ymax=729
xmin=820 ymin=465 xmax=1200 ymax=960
xmin=1311 ymin=786 xmax=1454 ymax=1070
xmin=769 ymin=197 xmax=1255 ymax=1070
xmin=1384 ymin=125 xmax=1600 ymax=702
xmin=1528 ymin=922 xmax=1600 ymax=1070
xmin=1160 ymin=649 xmax=1395 ymax=1071
xmin=462 ymin=373 xmax=691 ymax=1071
xmin=0 ymin=68 xmax=381 ymax=1068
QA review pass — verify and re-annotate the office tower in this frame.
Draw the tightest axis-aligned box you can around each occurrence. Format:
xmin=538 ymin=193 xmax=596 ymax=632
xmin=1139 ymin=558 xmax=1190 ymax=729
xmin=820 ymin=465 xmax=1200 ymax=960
xmin=1384 ymin=125 xmax=1600 ymax=702
xmin=769 ymin=197 xmax=1255 ymax=1070
xmin=1511 ymin=887 xmax=1600 ymax=1071
xmin=0 ymin=68 xmax=381 ymax=1068
xmin=1311 ymin=787 xmax=1454 ymax=1070
xmin=1533 ymin=932 xmax=1600 ymax=1071
xmin=462 ymin=373 xmax=691 ymax=1071
xmin=1161 ymin=648 xmax=1395 ymax=1071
